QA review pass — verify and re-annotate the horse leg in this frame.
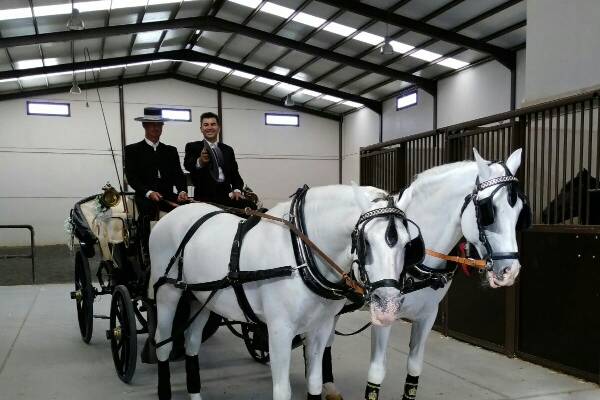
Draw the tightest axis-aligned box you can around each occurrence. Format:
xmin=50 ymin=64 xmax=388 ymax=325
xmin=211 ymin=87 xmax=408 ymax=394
xmin=268 ymin=323 xmax=295 ymax=400
xmin=364 ymin=324 xmax=392 ymax=400
xmin=155 ymin=285 xmax=183 ymax=400
xmin=183 ymin=301 xmax=211 ymax=400
xmin=305 ymin=317 xmax=336 ymax=400
xmin=403 ymin=313 xmax=437 ymax=400
xmin=322 ymin=315 xmax=343 ymax=400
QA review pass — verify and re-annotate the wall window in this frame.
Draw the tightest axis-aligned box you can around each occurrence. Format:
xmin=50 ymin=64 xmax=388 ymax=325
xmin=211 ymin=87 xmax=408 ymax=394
xmin=265 ymin=113 xmax=299 ymax=127
xmin=162 ymin=108 xmax=191 ymax=121
xmin=396 ymin=90 xmax=418 ymax=110
xmin=26 ymin=101 xmax=70 ymax=117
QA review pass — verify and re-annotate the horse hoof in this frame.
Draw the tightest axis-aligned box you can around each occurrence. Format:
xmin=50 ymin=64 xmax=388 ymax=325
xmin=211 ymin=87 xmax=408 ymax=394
xmin=325 ymin=394 xmax=343 ymax=400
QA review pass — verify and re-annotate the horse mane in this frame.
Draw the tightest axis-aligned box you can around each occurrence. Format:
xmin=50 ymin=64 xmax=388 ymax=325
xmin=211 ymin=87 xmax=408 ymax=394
xmin=411 ymin=161 xmax=473 ymax=187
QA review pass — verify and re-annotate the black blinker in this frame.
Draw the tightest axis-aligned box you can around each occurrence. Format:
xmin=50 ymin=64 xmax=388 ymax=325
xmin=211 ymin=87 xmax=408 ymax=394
xmin=385 ymin=217 xmax=398 ymax=247
xmin=478 ymin=197 xmax=495 ymax=226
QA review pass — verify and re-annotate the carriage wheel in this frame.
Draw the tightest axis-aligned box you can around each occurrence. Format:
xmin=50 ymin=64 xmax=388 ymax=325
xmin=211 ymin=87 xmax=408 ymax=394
xmin=71 ymin=250 xmax=94 ymax=343
xmin=241 ymin=323 xmax=270 ymax=364
xmin=107 ymin=285 xmax=137 ymax=383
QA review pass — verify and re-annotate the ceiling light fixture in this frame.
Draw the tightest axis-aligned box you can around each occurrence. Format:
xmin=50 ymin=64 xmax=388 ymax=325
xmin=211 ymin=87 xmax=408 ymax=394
xmin=284 ymin=94 xmax=295 ymax=106
xmin=380 ymin=23 xmax=394 ymax=56
xmin=66 ymin=8 xmax=84 ymax=31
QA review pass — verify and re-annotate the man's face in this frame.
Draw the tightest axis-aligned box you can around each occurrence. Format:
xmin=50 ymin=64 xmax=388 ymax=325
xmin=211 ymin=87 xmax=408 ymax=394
xmin=143 ymin=122 xmax=163 ymax=143
xmin=201 ymin=117 xmax=220 ymax=142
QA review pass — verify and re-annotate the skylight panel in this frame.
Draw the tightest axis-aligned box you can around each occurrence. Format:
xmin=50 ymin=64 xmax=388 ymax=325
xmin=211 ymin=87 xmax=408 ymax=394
xmin=342 ymin=101 xmax=362 ymax=108
xmin=396 ymin=91 xmax=417 ymax=110
xmin=265 ymin=113 xmax=299 ymax=127
xmin=437 ymin=57 xmax=469 ymax=69
xmin=323 ymin=22 xmax=356 ymax=37
xmin=15 ymin=59 xmax=44 ymax=69
xmin=411 ymin=49 xmax=442 ymax=62
xmin=390 ymin=41 xmax=414 ymax=54
xmin=228 ymin=0 xmax=262 ymax=8
xmin=34 ymin=4 xmax=71 ymax=17
xmin=77 ymin=1 xmax=112 ymax=13
xmin=322 ymin=95 xmax=343 ymax=102
xmin=270 ymin=66 xmax=290 ymax=75
xmin=27 ymin=101 xmax=70 ymax=117
xmin=354 ymin=32 xmax=383 ymax=46
xmin=278 ymin=83 xmax=300 ymax=91
xmin=0 ymin=7 xmax=32 ymax=21
xmin=292 ymin=72 xmax=309 ymax=81
xmin=261 ymin=2 xmax=294 ymax=18
xmin=111 ymin=0 xmax=153 ymax=9
xmin=232 ymin=70 xmax=255 ymax=79
xmin=299 ymin=89 xmax=321 ymax=97
xmin=292 ymin=12 xmax=326 ymax=28
xmin=256 ymin=77 xmax=278 ymax=85
xmin=0 ymin=78 xmax=18 ymax=83
xmin=207 ymin=64 xmax=232 ymax=73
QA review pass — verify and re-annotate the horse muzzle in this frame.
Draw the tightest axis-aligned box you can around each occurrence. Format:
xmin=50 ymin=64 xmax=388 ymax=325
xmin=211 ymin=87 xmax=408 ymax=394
xmin=487 ymin=260 xmax=521 ymax=288
xmin=369 ymin=288 xmax=403 ymax=326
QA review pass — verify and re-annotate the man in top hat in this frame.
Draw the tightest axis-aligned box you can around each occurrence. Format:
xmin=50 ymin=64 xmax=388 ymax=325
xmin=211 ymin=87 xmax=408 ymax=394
xmin=124 ymin=107 xmax=188 ymax=253
xmin=184 ymin=112 xmax=254 ymax=208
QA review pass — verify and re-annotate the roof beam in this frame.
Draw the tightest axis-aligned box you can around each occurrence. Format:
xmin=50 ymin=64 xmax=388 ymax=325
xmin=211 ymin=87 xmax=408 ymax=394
xmin=0 ymin=71 xmax=340 ymax=120
xmin=0 ymin=49 xmax=380 ymax=112
xmin=0 ymin=16 xmax=434 ymax=92
xmin=315 ymin=0 xmax=516 ymax=69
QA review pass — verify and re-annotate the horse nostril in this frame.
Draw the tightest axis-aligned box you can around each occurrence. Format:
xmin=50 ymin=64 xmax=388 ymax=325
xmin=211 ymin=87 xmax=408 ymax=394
xmin=372 ymin=292 xmax=383 ymax=305
xmin=503 ymin=266 xmax=511 ymax=275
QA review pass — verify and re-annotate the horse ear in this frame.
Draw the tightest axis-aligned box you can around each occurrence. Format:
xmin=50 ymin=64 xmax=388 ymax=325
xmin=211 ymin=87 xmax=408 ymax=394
xmin=351 ymin=182 xmax=372 ymax=213
xmin=505 ymin=148 xmax=522 ymax=176
xmin=473 ymin=148 xmax=492 ymax=180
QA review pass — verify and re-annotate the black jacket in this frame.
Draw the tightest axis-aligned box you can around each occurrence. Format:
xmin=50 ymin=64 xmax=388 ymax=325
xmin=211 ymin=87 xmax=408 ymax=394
xmin=124 ymin=140 xmax=187 ymax=199
xmin=184 ymin=140 xmax=244 ymax=201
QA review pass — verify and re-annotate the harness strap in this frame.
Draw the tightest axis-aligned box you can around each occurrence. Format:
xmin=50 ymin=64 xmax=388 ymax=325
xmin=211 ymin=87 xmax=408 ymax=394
xmin=335 ymin=321 xmax=372 ymax=337
xmin=425 ymin=249 xmax=488 ymax=269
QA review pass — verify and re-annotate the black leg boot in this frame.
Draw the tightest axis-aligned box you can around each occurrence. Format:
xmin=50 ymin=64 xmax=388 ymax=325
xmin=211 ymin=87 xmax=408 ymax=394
xmin=365 ymin=382 xmax=380 ymax=399
xmin=186 ymin=355 xmax=201 ymax=395
xmin=157 ymin=360 xmax=171 ymax=400
xmin=307 ymin=394 xmax=321 ymax=399
xmin=322 ymin=346 xmax=334 ymax=384
xmin=402 ymin=374 xmax=419 ymax=400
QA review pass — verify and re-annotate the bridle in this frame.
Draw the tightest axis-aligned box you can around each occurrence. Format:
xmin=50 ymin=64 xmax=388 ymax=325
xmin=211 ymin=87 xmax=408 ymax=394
xmin=460 ymin=163 xmax=530 ymax=273
xmin=290 ymin=186 xmax=424 ymax=302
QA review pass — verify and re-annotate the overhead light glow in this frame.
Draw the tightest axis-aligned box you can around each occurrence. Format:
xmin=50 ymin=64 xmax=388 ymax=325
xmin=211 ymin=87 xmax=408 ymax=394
xmin=390 ymin=41 xmax=414 ymax=54
xmin=323 ymin=22 xmax=356 ymax=37
xmin=354 ymin=32 xmax=383 ymax=46
xmin=342 ymin=101 xmax=362 ymax=108
xmin=207 ymin=64 xmax=232 ymax=73
xmin=322 ymin=95 xmax=343 ymax=102
xmin=412 ymin=49 xmax=442 ymax=62
xmin=299 ymin=89 xmax=321 ymax=97
xmin=256 ymin=77 xmax=278 ymax=85
xmin=232 ymin=70 xmax=255 ymax=79
xmin=227 ymin=0 xmax=262 ymax=8
xmin=437 ymin=57 xmax=469 ymax=69
xmin=396 ymin=91 xmax=417 ymax=109
xmin=15 ymin=59 xmax=44 ymax=69
xmin=278 ymin=83 xmax=300 ymax=91
xmin=292 ymin=12 xmax=325 ymax=28
xmin=0 ymin=8 xmax=32 ymax=21
xmin=270 ymin=66 xmax=289 ymax=75
xmin=261 ymin=2 xmax=294 ymax=18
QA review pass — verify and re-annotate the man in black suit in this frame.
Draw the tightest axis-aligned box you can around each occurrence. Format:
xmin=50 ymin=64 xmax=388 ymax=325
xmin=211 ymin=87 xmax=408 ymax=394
xmin=184 ymin=112 xmax=253 ymax=208
xmin=124 ymin=107 xmax=189 ymax=254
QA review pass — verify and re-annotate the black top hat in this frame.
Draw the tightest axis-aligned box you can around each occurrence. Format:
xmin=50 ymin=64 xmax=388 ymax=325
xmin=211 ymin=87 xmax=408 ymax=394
xmin=134 ymin=107 xmax=170 ymax=122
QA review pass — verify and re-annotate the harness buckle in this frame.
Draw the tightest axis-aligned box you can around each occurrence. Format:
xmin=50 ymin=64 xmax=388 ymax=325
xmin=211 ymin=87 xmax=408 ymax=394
xmin=175 ymin=280 xmax=188 ymax=290
xmin=292 ymin=263 xmax=307 ymax=271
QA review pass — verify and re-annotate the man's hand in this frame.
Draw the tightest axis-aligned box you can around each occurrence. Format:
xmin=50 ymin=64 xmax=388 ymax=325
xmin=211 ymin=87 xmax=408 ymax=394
xmin=199 ymin=148 xmax=210 ymax=166
xmin=149 ymin=191 xmax=163 ymax=202
xmin=229 ymin=191 xmax=242 ymax=201
xmin=177 ymin=191 xmax=189 ymax=202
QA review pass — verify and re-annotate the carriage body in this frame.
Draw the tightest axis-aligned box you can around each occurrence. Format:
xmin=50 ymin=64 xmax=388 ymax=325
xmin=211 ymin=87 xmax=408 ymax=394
xmin=68 ymin=184 xmax=268 ymax=384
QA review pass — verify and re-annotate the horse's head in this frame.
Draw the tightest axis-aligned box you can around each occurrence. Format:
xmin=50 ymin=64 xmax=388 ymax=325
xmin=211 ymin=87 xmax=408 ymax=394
xmin=460 ymin=148 xmax=530 ymax=288
xmin=542 ymin=169 xmax=589 ymax=223
xmin=351 ymin=186 xmax=424 ymax=326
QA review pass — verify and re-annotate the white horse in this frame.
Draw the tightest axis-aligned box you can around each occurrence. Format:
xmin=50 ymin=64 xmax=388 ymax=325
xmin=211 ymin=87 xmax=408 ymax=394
xmin=322 ymin=148 xmax=528 ymax=400
xmin=149 ymin=184 xmax=420 ymax=400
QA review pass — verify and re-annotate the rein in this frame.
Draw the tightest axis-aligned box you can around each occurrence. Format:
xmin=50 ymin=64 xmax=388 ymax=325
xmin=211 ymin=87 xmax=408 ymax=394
xmin=424 ymin=249 xmax=488 ymax=270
